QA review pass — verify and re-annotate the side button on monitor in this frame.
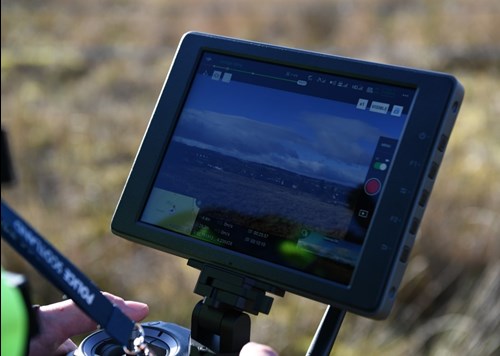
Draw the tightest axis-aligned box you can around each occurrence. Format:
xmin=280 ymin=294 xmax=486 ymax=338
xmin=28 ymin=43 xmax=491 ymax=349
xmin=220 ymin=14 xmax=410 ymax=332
xmin=428 ymin=162 xmax=439 ymax=180
xmin=410 ymin=217 xmax=420 ymax=235
xmin=400 ymin=245 xmax=411 ymax=263
xmin=419 ymin=189 xmax=430 ymax=207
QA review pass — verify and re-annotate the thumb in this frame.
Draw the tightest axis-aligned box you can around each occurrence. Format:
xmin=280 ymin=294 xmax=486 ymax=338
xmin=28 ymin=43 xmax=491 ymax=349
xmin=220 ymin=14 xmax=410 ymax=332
xmin=30 ymin=292 xmax=149 ymax=355
xmin=240 ymin=342 xmax=279 ymax=356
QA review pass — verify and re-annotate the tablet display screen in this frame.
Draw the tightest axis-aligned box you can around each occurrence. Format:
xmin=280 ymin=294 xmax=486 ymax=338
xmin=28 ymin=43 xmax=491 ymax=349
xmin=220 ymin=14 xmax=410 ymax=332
xmin=140 ymin=52 xmax=416 ymax=285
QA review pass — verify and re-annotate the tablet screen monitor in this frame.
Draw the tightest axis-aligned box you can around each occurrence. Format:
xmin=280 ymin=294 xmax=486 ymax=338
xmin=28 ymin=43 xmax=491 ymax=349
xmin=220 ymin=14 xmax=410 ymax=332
xmin=141 ymin=51 xmax=415 ymax=286
xmin=112 ymin=32 xmax=463 ymax=318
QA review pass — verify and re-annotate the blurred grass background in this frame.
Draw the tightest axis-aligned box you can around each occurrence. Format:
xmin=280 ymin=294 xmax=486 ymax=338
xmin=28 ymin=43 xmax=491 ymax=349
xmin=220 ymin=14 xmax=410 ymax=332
xmin=1 ymin=0 xmax=499 ymax=355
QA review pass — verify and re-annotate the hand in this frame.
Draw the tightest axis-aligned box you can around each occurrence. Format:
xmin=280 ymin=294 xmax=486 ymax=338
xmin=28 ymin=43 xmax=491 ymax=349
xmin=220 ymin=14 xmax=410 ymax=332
xmin=28 ymin=292 xmax=149 ymax=356
xmin=27 ymin=292 xmax=277 ymax=356
xmin=240 ymin=342 xmax=279 ymax=356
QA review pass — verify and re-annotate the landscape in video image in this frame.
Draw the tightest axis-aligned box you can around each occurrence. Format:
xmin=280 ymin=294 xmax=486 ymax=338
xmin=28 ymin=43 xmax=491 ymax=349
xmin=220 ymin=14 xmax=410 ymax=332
xmin=152 ymin=78 xmax=391 ymax=245
xmin=157 ymin=140 xmax=357 ymax=243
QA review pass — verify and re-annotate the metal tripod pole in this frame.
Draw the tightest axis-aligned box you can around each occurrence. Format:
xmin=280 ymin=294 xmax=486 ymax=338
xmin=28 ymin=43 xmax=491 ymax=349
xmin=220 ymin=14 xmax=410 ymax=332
xmin=306 ymin=305 xmax=346 ymax=356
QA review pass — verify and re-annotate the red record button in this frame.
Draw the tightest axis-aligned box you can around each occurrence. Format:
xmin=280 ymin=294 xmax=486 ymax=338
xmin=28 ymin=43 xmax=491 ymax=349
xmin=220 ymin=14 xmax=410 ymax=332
xmin=364 ymin=178 xmax=381 ymax=196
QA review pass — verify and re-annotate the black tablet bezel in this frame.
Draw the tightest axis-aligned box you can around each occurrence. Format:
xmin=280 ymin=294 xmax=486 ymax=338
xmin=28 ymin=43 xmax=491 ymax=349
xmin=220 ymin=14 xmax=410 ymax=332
xmin=111 ymin=32 xmax=463 ymax=318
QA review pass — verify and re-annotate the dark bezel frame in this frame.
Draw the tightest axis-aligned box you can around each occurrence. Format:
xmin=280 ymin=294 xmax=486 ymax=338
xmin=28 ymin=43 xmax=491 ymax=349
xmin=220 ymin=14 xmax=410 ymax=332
xmin=112 ymin=32 xmax=463 ymax=318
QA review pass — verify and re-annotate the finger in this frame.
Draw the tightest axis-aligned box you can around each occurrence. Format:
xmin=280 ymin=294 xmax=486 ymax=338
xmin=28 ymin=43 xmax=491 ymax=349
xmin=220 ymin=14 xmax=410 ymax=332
xmin=240 ymin=342 xmax=279 ymax=356
xmin=102 ymin=292 xmax=150 ymax=322
xmin=38 ymin=299 xmax=97 ymax=337
xmin=36 ymin=293 xmax=149 ymax=347
xmin=54 ymin=338 xmax=78 ymax=356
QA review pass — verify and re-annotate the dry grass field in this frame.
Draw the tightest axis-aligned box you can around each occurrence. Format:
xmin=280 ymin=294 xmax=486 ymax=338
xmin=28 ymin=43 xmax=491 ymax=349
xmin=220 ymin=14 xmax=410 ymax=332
xmin=1 ymin=0 xmax=499 ymax=355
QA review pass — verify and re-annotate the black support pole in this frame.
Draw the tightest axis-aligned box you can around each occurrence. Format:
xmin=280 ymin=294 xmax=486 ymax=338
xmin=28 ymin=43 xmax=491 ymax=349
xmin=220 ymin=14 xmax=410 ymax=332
xmin=306 ymin=305 xmax=346 ymax=356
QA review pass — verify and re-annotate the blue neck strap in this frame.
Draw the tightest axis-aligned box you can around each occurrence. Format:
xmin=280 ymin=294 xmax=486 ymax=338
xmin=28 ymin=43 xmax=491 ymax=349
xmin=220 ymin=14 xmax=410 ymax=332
xmin=1 ymin=200 xmax=135 ymax=347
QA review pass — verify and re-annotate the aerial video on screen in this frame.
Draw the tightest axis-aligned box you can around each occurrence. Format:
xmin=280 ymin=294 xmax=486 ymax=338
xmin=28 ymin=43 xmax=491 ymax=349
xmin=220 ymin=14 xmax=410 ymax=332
xmin=141 ymin=53 xmax=413 ymax=284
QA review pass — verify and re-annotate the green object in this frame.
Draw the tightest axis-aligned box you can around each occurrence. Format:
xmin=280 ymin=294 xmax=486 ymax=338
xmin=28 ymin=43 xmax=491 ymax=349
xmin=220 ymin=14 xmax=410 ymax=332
xmin=1 ymin=270 xmax=29 ymax=356
xmin=279 ymin=240 xmax=315 ymax=267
